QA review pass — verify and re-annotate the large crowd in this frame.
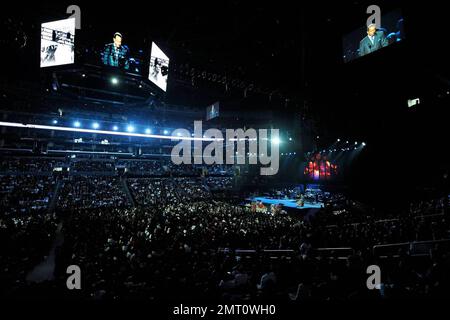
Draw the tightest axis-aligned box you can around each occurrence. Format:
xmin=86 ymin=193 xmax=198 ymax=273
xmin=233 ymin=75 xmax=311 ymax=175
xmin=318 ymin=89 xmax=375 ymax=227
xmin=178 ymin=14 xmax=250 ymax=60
xmin=71 ymin=160 xmax=116 ymax=173
xmin=0 ymin=213 xmax=59 ymax=297
xmin=57 ymin=176 xmax=130 ymax=210
xmin=0 ymin=158 xmax=64 ymax=173
xmin=128 ymin=178 xmax=178 ymax=206
xmin=0 ymin=174 xmax=56 ymax=216
xmin=0 ymin=156 xmax=449 ymax=301
xmin=0 ymin=157 xmax=237 ymax=177
xmin=206 ymin=177 xmax=234 ymax=191
xmin=174 ymin=178 xmax=212 ymax=201
xmin=118 ymin=160 xmax=165 ymax=176
xmin=49 ymin=196 xmax=450 ymax=300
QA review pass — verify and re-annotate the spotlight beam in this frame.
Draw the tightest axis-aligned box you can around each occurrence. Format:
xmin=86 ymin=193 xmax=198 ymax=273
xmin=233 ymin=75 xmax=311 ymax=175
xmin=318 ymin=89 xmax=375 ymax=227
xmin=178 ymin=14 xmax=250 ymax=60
xmin=0 ymin=121 xmax=222 ymax=142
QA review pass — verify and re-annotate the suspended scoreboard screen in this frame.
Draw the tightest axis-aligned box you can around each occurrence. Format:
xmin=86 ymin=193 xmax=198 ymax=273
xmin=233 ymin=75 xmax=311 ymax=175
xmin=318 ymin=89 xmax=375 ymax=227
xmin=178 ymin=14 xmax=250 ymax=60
xmin=342 ymin=9 xmax=404 ymax=63
xmin=40 ymin=18 xmax=76 ymax=68
xmin=148 ymin=42 xmax=170 ymax=92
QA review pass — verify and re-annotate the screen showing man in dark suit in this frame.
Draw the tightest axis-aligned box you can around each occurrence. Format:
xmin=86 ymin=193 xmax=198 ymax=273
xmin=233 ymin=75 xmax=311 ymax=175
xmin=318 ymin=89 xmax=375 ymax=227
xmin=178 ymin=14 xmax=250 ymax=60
xmin=342 ymin=9 xmax=404 ymax=63
xmin=359 ymin=24 xmax=387 ymax=57
xmin=102 ymin=32 xmax=130 ymax=70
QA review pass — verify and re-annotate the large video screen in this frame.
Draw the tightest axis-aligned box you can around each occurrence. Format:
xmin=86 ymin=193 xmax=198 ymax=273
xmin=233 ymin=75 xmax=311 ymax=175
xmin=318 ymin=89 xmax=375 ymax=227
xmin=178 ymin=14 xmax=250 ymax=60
xmin=148 ymin=42 xmax=170 ymax=92
xmin=40 ymin=18 xmax=76 ymax=68
xmin=343 ymin=9 xmax=404 ymax=63
xmin=101 ymin=32 xmax=132 ymax=71
xmin=303 ymin=153 xmax=338 ymax=181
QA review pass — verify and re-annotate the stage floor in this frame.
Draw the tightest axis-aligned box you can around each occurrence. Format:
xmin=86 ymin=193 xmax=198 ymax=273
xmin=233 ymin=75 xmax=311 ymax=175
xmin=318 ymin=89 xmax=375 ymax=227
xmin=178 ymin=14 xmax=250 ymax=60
xmin=250 ymin=197 xmax=323 ymax=209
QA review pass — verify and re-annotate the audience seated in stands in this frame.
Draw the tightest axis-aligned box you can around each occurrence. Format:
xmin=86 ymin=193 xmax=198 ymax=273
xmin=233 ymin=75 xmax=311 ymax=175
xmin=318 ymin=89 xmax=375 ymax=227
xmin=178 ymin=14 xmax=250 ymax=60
xmin=1 ymin=156 xmax=449 ymax=301
xmin=57 ymin=176 xmax=130 ymax=209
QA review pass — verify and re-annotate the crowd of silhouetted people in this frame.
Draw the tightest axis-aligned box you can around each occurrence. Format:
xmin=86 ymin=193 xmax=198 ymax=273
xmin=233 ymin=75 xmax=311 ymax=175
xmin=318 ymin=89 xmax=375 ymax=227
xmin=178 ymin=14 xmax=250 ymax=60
xmin=0 ymin=175 xmax=56 ymax=215
xmin=0 ymin=156 xmax=449 ymax=301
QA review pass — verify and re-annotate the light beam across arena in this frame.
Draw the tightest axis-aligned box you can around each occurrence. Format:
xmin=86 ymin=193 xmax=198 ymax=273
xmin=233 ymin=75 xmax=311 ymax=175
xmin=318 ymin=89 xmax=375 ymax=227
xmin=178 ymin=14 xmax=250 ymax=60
xmin=0 ymin=121 xmax=221 ymax=142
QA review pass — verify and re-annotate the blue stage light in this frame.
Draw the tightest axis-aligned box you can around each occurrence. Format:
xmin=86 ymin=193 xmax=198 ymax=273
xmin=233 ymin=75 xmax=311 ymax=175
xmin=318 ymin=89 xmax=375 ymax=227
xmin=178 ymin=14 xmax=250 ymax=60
xmin=73 ymin=121 xmax=81 ymax=128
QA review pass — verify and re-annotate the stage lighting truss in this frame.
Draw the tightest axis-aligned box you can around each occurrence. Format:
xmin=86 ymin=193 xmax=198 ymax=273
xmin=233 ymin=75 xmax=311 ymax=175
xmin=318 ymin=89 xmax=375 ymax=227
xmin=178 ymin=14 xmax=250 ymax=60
xmin=0 ymin=121 xmax=220 ymax=142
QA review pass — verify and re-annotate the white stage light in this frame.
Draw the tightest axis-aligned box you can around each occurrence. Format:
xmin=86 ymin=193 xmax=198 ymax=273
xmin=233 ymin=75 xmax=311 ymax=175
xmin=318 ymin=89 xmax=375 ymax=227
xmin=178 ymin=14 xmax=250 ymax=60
xmin=272 ymin=137 xmax=281 ymax=145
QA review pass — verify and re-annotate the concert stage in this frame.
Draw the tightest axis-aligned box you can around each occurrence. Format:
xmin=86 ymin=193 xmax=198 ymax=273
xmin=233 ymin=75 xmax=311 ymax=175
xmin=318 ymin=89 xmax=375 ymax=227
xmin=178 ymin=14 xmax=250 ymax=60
xmin=250 ymin=197 xmax=323 ymax=210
